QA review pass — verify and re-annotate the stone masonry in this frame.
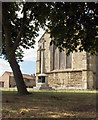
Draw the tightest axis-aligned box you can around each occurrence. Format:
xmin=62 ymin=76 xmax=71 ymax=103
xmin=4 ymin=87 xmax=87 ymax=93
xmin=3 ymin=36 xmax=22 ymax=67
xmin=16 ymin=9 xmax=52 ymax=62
xmin=36 ymin=32 xmax=97 ymax=90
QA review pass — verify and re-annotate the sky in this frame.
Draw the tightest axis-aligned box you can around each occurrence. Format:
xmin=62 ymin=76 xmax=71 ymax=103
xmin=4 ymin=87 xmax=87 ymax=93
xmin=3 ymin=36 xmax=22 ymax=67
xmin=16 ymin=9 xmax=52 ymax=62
xmin=0 ymin=29 xmax=45 ymax=76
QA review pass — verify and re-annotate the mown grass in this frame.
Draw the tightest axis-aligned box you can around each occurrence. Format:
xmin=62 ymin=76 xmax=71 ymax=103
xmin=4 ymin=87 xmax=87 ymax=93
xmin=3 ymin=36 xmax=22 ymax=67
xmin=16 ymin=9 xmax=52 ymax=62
xmin=1 ymin=90 xmax=97 ymax=119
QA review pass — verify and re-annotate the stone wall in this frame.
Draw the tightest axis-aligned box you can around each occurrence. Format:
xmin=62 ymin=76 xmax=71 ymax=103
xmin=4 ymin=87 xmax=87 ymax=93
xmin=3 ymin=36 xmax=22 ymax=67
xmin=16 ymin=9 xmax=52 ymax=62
xmin=0 ymin=73 xmax=9 ymax=88
xmin=36 ymin=50 xmax=40 ymax=74
xmin=9 ymin=76 xmax=16 ymax=87
xmin=24 ymin=78 xmax=36 ymax=88
xmin=44 ymin=33 xmax=51 ymax=73
xmin=87 ymin=54 xmax=96 ymax=89
xmin=47 ymin=71 xmax=82 ymax=89
xmin=9 ymin=76 xmax=36 ymax=88
xmin=72 ymin=52 xmax=85 ymax=70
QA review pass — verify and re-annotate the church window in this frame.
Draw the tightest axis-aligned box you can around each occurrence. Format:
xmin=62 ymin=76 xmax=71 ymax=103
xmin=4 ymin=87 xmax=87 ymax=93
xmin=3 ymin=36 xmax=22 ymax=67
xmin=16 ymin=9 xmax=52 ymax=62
xmin=26 ymin=79 xmax=30 ymax=82
xmin=0 ymin=82 xmax=4 ymax=87
xmin=53 ymin=45 xmax=59 ymax=70
xmin=38 ymin=76 xmax=45 ymax=83
xmin=52 ymin=45 xmax=72 ymax=70
xmin=59 ymin=50 xmax=65 ymax=69
xmin=66 ymin=51 xmax=72 ymax=68
xmin=38 ymin=77 xmax=41 ymax=83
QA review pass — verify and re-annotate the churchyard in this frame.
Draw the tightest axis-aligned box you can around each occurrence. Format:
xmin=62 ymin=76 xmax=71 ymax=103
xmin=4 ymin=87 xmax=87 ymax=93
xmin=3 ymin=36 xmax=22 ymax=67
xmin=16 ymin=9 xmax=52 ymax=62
xmin=1 ymin=90 xmax=97 ymax=119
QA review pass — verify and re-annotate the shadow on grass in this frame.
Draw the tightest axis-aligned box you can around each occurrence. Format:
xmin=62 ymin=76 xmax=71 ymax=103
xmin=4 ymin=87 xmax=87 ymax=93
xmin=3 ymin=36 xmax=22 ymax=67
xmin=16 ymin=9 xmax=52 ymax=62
xmin=2 ymin=90 xmax=97 ymax=119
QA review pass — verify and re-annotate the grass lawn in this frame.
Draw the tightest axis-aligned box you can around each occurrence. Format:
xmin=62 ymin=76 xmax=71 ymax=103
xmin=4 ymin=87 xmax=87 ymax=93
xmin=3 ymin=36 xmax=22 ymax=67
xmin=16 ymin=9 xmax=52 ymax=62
xmin=1 ymin=90 xmax=97 ymax=119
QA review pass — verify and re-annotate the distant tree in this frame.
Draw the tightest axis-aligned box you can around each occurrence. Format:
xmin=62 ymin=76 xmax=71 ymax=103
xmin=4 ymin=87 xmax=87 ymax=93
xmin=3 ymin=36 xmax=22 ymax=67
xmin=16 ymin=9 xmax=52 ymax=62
xmin=2 ymin=2 xmax=97 ymax=95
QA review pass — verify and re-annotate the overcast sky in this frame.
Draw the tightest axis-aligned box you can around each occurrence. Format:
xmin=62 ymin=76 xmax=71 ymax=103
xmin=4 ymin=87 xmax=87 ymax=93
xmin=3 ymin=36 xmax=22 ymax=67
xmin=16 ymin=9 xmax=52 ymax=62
xmin=0 ymin=29 xmax=45 ymax=76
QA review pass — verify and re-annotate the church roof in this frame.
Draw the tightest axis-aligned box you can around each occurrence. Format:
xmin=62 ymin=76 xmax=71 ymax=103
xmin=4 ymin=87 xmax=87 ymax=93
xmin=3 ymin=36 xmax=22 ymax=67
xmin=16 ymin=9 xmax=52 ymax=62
xmin=38 ymin=31 xmax=47 ymax=42
xmin=1 ymin=71 xmax=35 ymax=80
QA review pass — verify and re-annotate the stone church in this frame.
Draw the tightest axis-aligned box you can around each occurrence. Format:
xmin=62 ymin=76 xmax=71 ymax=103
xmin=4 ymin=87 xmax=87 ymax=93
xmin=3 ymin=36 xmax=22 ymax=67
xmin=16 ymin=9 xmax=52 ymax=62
xmin=36 ymin=32 xmax=98 ymax=90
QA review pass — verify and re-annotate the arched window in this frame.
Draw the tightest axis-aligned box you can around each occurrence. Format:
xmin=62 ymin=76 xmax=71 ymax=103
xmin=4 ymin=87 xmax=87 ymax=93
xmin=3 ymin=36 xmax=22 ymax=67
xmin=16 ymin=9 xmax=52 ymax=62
xmin=66 ymin=51 xmax=72 ymax=68
xmin=53 ymin=45 xmax=59 ymax=70
xmin=52 ymin=45 xmax=72 ymax=70
xmin=59 ymin=50 xmax=65 ymax=69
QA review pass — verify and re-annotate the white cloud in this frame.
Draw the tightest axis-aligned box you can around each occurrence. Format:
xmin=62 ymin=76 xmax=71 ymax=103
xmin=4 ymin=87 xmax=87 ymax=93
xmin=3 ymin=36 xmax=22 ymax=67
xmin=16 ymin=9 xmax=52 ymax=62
xmin=0 ymin=59 xmax=12 ymax=76
xmin=23 ymin=48 xmax=37 ymax=62
xmin=22 ymin=37 xmax=38 ymax=61
xmin=23 ymin=28 xmax=45 ymax=62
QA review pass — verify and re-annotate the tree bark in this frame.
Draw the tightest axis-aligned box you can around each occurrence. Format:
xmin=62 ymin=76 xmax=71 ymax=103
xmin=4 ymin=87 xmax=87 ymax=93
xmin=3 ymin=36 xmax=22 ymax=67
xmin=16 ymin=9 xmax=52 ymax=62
xmin=8 ymin=55 xmax=29 ymax=95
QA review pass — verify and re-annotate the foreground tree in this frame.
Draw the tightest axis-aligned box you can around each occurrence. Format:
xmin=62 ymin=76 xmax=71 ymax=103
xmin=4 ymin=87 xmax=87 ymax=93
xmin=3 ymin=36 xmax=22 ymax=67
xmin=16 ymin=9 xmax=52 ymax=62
xmin=2 ymin=2 xmax=51 ymax=95
xmin=2 ymin=2 xmax=97 ymax=95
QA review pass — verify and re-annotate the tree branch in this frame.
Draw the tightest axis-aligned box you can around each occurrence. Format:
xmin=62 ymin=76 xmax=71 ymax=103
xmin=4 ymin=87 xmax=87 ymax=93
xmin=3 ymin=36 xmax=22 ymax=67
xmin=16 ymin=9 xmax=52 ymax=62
xmin=13 ymin=4 xmax=27 ymax=52
xmin=2 ymin=3 xmax=12 ymax=51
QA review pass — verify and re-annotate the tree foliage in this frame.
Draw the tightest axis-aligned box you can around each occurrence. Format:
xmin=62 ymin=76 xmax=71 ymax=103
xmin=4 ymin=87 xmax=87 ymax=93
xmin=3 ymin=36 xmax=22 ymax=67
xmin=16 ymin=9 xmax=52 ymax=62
xmin=48 ymin=2 xmax=98 ymax=55
xmin=2 ymin=2 xmax=50 ymax=62
xmin=2 ymin=2 xmax=97 ymax=61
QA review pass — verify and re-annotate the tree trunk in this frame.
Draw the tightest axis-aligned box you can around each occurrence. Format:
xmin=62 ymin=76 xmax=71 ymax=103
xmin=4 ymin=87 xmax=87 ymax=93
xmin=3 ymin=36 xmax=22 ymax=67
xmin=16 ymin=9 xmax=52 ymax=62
xmin=8 ymin=55 xmax=29 ymax=95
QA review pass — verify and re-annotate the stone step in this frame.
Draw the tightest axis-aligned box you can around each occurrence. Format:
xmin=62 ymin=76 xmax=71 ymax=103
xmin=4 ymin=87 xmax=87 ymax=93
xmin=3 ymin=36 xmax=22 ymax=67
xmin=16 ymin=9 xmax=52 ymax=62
xmin=39 ymin=84 xmax=54 ymax=90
